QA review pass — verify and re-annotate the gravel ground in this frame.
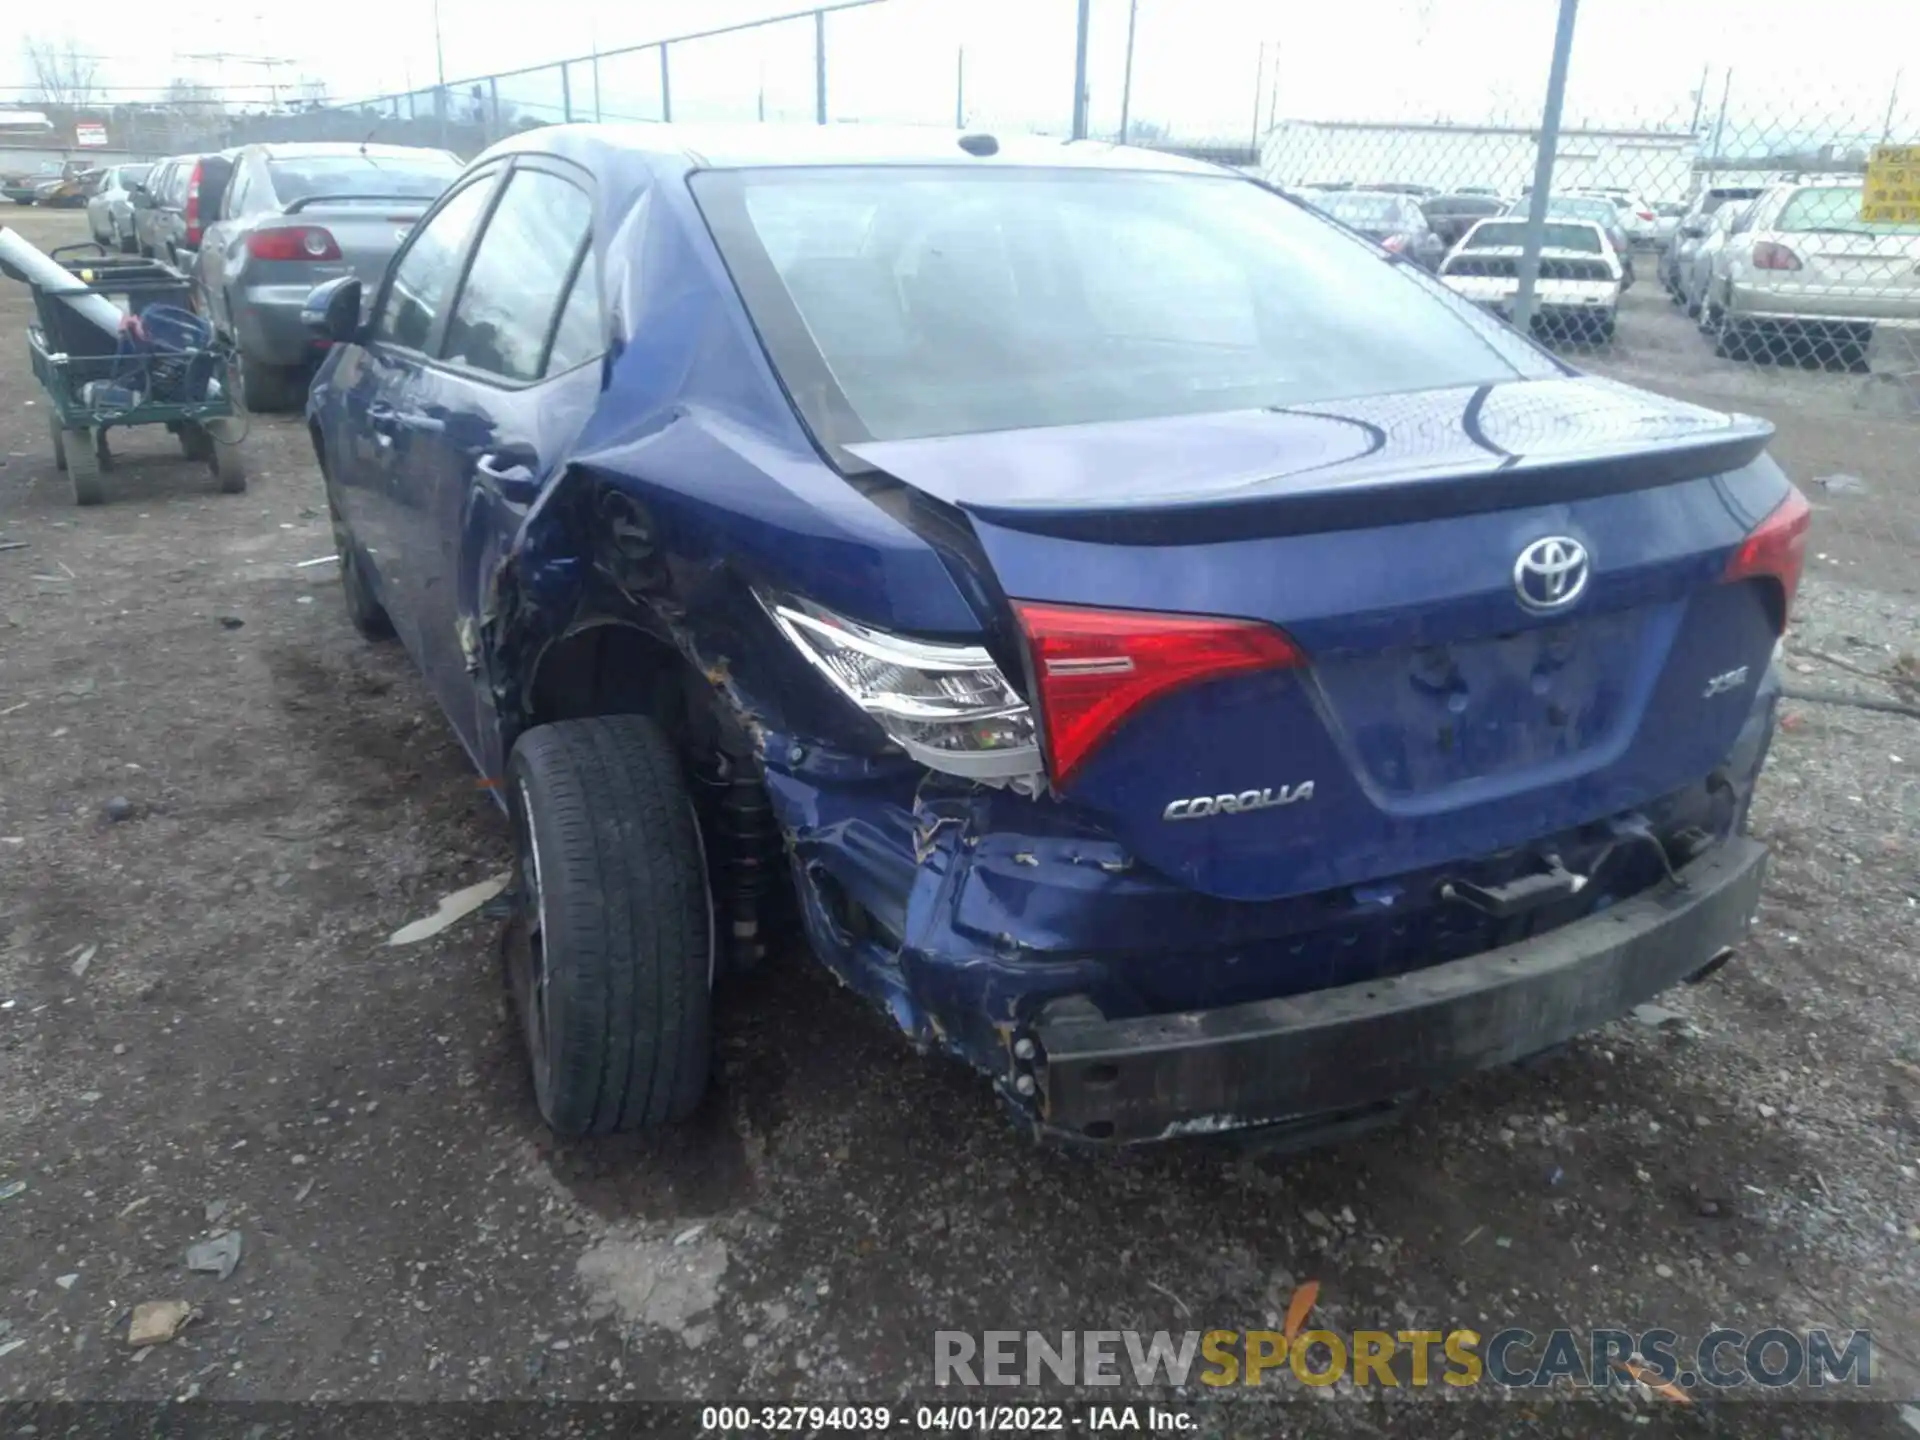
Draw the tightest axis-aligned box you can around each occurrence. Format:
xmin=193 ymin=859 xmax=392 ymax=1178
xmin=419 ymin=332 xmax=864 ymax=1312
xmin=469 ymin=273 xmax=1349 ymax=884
xmin=1 ymin=208 xmax=1917 ymax=1435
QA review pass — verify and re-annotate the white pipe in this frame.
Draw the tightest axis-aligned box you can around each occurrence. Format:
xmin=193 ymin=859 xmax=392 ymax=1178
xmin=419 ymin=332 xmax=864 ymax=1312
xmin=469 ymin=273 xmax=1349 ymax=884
xmin=0 ymin=227 xmax=127 ymax=336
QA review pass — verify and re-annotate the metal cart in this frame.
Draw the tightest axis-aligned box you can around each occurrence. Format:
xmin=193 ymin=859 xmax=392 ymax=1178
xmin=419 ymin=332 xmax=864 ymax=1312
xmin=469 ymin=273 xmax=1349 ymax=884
xmin=15 ymin=242 xmax=247 ymax=506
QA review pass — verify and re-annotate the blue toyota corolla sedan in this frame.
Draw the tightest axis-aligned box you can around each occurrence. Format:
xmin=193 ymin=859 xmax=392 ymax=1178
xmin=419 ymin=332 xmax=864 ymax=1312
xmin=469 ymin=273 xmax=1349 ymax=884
xmin=302 ymin=124 xmax=1806 ymax=1144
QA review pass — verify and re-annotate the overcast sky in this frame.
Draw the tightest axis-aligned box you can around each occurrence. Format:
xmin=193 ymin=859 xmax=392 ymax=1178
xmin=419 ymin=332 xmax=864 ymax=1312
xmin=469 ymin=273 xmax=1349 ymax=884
xmin=8 ymin=0 xmax=1914 ymax=143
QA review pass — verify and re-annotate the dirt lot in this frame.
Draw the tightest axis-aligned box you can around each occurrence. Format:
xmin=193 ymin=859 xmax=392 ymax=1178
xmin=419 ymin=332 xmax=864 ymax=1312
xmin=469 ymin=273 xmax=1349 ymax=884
xmin=2 ymin=206 xmax=1918 ymax=1434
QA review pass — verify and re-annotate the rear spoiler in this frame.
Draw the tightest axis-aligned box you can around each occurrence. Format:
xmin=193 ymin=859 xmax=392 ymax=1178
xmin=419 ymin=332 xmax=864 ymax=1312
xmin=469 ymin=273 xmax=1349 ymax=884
xmin=282 ymin=193 xmax=434 ymax=214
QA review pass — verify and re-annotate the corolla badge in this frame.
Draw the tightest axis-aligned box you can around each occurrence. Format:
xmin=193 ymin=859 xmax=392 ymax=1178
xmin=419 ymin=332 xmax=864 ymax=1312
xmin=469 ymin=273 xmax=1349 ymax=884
xmin=1513 ymin=536 xmax=1590 ymax=612
xmin=1164 ymin=782 xmax=1314 ymax=822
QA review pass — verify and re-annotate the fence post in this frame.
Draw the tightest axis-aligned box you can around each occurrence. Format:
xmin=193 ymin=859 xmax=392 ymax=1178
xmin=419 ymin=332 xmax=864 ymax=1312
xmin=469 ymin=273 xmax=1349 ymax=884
xmin=660 ymin=44 xmax=672 ymax=122
xmin=1512 ymin=0 xmax=1581 ymax=334
xmin=594 ymin=52 xmax=603 ymax=123
xmin=1071 ymin=0 xmax=1091 ymax=139
xmin=815 ymin=10 xmax=828 ymax=124
xmin=489 ymin=77 xmax=501 ymax=144
xmin=562 ymin=64 xmax=573 ymax=123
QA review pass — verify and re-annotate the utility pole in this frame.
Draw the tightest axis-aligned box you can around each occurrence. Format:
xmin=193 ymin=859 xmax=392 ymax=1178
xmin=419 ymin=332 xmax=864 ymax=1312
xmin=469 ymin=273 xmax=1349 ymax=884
xmin=432 ymin=0 xmax=447 ymax=144
xmin=1118 ymin=0 xmax=1137 ymax=144
xmin=815 ymin=8 xmax=827 ymax=124
xmin=1885 ymin=69 xmax=1904 ymax=143
xmin=1512 ymin=0 xmax=1581 ymax=333
xmin=1070 ymin=0 xmax=1090 ymax=140
xmin=1249 ymin=41 xmax=1265 ymax=156
xmin=1687 ymin=61 xmax=1708 ymax=133
xmin=1708 ymin=69 xmax=1732 ymax=180
xmin=955 ymin=46 xmax=965 ymax=129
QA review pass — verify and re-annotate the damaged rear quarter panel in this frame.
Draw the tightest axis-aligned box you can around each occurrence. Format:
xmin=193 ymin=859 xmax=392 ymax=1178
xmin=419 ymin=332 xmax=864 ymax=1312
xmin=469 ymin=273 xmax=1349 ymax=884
xmin=469 ymin=150 xmax=983 ymax=778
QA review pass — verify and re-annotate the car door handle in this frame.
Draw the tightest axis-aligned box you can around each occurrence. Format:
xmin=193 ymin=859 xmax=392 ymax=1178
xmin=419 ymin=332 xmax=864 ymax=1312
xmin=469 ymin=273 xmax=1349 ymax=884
xmin=474 ymin=451 xmax=541 ymax=505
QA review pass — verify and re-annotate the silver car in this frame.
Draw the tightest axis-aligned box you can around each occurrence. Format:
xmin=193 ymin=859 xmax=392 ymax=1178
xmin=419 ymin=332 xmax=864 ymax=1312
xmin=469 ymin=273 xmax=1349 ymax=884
xmin=1700 ymin=181 xmax=1920 ymax=365
xmin=193 ymin=142 xmax=463 ymax=411
xmin=1680 ymin=200 xmax=1749 ymax=319
xmin=1660 ymin=185 xmax=1765 ymax=300
xmin=85 ymin=162 xmax=153 ymax=250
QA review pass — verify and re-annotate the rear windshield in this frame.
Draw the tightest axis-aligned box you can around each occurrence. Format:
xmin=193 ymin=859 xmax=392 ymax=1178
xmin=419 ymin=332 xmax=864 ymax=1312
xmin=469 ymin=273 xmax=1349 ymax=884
xmin=693 ymin=168 xmax=1548 ymax=451
xmin=1463 ymin=221 xmax=1604 ymax=253
xmin=1425 ymin=195 xmax=1503 ymax=216
xmin=267 ymin=154 xmax=460 ymax=203
xmin=1775 ymin=186 xmax=1920 ymax=235
xmin=1316 ymin=192 xmax=1417 ymax=227
xmin=1702 ymin=188 xmax=1763 ymax=213
xmin=1534 ymin=198 xmax=1617 ymax=225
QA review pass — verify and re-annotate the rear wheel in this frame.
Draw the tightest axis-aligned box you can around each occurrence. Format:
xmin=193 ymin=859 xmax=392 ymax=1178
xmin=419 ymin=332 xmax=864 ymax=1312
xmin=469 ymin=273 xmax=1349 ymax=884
xmin=202 ymin=418 xmax=247 ymax=493
xmin=235 ymin=349 xmax=305 ymax=414
xmin=325 ymin=486 xmax=393 ymax=640
xmin=505 ymin=716 xmax=713 ymax=1136
xmin=66 ymin=428 xmax=105 ymax=506
xmin=47 ymin=411 xmax=67 ymax=473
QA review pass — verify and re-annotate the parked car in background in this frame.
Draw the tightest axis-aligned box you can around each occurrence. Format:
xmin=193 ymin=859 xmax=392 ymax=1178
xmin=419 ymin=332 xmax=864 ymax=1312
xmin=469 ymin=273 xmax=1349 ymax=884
xmin=3 ymin=163 xmax=61 ymax=204
xmin=1660 ymin=186 xmax=1767 ymax=298
xmin=1359 ymin=181 xmax=1439 ymax=198
xmin=1650 ymin=201 xmax=1687 ymax=247
xmin=1305 ymin=189 xmax=1446 ymax=269
xmin=5 ymin=160 xmax=89 ymax=205
xmin=86 ymin=162 xmax=153 ymax=249
xmin=1503 ymin=195 xmax=1633 ymax=283
xmin=1699 ymin=180 xmax=1920 ymax=367
xmin=194 ymin=142 xmax=463 ymax=411
xmin=35 ymin=165 xmax=98 ymax=208
xmin=305 ymin=124 xmax=1795 ymax=1148
xmin=1574 ymin=188 xmax=1658 ymax=247
xmin=1679 ymin=199 xmax=1748 ymax=318
xmin=131 ymin=151 xmax=236 ymax=271
xmin=1439 ymin=217 xmax=1622 ymax=341
xmin=1421 ymin=192 xmax=1507 ymax=248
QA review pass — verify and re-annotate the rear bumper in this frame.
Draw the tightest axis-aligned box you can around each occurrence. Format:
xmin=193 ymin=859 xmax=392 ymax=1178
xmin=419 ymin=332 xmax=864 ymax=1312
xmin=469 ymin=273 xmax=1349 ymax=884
xmin=233 ymin=284 xmax=328 ymax=367
xmin=1032 ymin=836 xmax=1765 ymax=1144
xmin=1728 ymin=281 xmax=1920 ymax=327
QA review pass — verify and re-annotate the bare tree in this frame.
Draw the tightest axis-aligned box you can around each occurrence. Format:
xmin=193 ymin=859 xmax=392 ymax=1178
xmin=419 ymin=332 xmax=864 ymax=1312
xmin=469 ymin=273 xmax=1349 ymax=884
xmin=21 ymin=36 xmax=99 ymax=108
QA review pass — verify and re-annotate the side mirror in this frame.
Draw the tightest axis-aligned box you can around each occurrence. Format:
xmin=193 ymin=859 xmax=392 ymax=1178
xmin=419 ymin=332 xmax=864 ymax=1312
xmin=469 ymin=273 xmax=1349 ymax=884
xmin=302 ymin=276 xmax=364 ymax=344
xmin=130 ymin=188 xmax=152 ymax=210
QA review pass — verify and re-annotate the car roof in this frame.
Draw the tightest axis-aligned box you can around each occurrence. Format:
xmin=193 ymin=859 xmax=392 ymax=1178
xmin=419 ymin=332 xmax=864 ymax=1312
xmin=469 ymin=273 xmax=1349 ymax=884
xmin=482 ymin=121 xmax=1228 ymax=178
xmin=253 ymin=141 xmax=458 ymax=162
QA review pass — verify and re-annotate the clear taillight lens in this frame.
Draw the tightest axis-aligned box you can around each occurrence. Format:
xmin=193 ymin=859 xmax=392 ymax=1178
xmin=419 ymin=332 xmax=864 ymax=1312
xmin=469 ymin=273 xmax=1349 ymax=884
xmin=765 ymin=597 xmax=1041 ymax=785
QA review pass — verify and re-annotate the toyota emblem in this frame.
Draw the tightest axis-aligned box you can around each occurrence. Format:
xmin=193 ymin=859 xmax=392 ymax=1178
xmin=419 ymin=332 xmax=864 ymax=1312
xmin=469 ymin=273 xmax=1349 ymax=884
xmin=1513 ymin=536 xmax=1590 ymax=612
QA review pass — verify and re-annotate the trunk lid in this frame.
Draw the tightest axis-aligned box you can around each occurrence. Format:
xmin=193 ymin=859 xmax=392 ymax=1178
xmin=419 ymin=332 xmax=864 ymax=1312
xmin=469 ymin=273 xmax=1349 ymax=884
xmin=263 ymin=202 xmax=429 ymax=288
xmin=850 ymin=377 xmax=1786 ymax=903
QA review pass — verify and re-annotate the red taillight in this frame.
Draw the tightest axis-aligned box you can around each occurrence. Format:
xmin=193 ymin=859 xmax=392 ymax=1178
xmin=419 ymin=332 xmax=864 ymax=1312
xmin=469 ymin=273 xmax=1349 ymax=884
xmin=185 ymin=161 xmax=202 ymax=247
xmin=1014 ymin=601 xmax=1303 ymax=783
xmin=1722 ymin=488 xmax=1811 ymax=627
xmin=247 ymin=226 xmax=342 ymax=261
xmin=1637 ymin=208 xmax=1655 ymax=222
xmin=1380 ymin=233 xmax=1407 ymax=252
xmin=1752 ymin=240 xmax=1801 ymax=271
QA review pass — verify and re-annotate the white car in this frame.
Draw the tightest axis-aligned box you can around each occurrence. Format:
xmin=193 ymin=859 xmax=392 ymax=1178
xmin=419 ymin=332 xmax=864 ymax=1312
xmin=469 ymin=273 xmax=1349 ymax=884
xmin=1700 ymin=180 xmax=1920 ymax=366
xmin=1439 ymin=217 xmax=1623 ymax=342
xmin=1573 ymin=188 xmax=1658 ymax=248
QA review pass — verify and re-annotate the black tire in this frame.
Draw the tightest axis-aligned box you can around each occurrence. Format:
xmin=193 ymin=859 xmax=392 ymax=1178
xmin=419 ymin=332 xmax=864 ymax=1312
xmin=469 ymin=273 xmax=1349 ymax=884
xmin=203 ymin=417 xmax=247 ymax=493
xmin=178 ymin=421 xmax=214 ymax=462
xmin=324 ymin=486 xmax=394 ymax=639
xmin=235 ymin=348 xmax=305 ymax=414
xmin=506 ymin=716 xmax=713 ymax=1136
xmin=66 ymin=429 xmax=104 ymax=506
xmin=47 ymin=411 xmax=67 ymax=473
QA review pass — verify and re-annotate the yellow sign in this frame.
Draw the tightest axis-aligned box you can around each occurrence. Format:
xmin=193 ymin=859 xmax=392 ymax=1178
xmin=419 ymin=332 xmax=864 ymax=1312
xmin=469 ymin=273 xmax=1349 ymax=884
xmin=1864 ymin=143 xmax=1920 ymax=224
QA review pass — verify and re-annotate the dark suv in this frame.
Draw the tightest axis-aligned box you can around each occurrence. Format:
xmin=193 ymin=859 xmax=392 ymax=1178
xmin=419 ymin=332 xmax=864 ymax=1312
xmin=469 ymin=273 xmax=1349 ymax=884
xmin=132 ymin=151 xmax=235 ymax=271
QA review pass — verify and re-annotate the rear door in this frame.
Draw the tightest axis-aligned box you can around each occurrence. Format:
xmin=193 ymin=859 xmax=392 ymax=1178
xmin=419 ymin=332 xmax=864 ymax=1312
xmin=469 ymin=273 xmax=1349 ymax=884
xmin=394 ymin=157 xmax=602 ymax=759
xmin=328 ymin=168 xmax=503 ymax=659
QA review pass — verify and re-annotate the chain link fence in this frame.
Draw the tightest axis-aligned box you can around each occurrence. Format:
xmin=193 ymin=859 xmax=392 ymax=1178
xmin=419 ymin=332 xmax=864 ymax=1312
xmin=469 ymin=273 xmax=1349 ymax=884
xmin=44 ymin=0 xmax=1914 ymax=648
